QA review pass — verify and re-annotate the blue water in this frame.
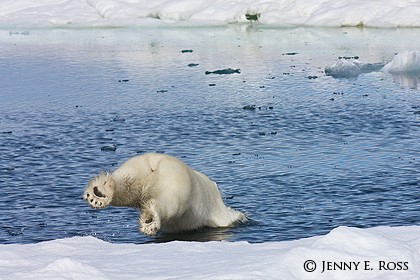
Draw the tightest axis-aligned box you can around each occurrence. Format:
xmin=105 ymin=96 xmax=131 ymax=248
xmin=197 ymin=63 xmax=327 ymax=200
xmin=0 ymin=27 xmax=419 ymax=244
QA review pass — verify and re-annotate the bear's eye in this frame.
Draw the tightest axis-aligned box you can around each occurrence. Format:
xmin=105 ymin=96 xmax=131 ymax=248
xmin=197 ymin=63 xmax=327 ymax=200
xmin=145 ymin=218 xmax=153 ymax=224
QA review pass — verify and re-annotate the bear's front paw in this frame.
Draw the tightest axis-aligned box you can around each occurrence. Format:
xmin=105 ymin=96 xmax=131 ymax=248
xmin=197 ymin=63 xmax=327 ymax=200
xmin=84 ymin=186 xmax=111 ymax=209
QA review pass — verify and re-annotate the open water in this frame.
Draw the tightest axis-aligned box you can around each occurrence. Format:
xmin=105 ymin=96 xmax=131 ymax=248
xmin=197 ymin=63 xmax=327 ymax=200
xmin=0 ymin=26 xmax=419 ymax=244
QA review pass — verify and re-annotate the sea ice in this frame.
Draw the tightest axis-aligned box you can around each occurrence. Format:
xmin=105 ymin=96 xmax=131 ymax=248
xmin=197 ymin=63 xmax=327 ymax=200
xmin=325 ymin=59 xmax=385 ymax=78
xmin=1 ymin=0 xmax=420 ymax=27
xmin=1 ymin=226 xmax=419 ymax=279
xmin=382 ymin=51 xmax=420 ymax=74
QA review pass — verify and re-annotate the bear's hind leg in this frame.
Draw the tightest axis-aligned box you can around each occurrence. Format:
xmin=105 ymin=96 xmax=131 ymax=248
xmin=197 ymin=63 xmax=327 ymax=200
xmin=139 ymin=199 xmax=161 ymax=236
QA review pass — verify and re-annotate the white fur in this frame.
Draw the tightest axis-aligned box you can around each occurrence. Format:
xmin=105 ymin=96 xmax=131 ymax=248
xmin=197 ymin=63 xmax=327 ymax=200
xmin=83 ymin=153 xmax=247 ymax=236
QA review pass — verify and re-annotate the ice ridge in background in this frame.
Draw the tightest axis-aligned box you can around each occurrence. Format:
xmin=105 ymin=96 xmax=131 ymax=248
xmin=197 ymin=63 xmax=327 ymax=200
xmin=1 ymin=0 xmax=420 ymax=27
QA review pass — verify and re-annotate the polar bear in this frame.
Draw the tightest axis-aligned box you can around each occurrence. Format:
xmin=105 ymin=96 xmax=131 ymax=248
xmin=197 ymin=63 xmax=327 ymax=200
xmin=83 ymin=153 xmax=247 ymax=236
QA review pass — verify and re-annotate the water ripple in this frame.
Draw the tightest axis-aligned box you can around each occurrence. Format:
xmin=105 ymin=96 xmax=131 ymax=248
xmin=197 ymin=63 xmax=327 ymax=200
xmin=0 ymin=28 xmax=419 ymax=244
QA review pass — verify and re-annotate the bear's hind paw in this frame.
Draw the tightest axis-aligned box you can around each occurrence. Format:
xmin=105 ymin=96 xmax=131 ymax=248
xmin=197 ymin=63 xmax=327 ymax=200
xmin=139 ymin=215 xmax=161 ymax=236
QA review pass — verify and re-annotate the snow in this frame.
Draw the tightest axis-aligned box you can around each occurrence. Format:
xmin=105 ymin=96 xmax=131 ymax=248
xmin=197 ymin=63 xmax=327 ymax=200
xmin=1 ymin=226 xmax=420 ymax=279
xmin=1 ymin=0 xmax=420 ymax=28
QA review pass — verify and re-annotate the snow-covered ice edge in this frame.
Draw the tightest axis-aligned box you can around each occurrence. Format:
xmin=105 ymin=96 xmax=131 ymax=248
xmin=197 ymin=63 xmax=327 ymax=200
xmin=1 ymin=226 xmax=420 ymax=279
xmin=1 ymin=0 xmax=420 ymax=28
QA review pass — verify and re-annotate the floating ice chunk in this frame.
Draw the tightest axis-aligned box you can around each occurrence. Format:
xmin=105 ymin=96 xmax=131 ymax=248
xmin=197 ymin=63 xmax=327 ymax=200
xmin=382 ymin=51 xmax=420 ymax=89
xmin=100 ymin=144 xmax=117 ymax=151
xmin=112 ymin=116 xmax=126 ymax=122
xmin=325 ymin=59 xmax=384 ymax=78
xmin=205 ymin=68 xmax=241 ymax=75
xmin=325 ymin=59 xmax=362 ymax=78
xmin=382 ymin=51 xmax=420 ymax=74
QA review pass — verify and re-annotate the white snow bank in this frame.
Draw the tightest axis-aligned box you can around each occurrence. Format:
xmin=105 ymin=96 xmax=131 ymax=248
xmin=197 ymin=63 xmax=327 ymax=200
xmin=1 ymin=226 xmax=420 ymax=279
xmin=1 ymin=0 xmax=420 ymax=28
xmin=382 ymin=51 xmax=420 ymax=74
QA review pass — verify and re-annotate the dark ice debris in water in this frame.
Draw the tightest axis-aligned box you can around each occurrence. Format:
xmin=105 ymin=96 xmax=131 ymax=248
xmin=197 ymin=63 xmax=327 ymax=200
xmin=5 ymin=226 xmax=24 ymax=236
xmin=243 ymin=105 xmax=274 ymax=111
xmin=181 ymin=49 xmax=193 ymax=53
xmin=205 ymin=68 xmax=241 ymax=75
xmin=118 ymin=79 xmax=129 ymax=82
xmin=245 ymin=13 xmax=260 ymax=22
xmin=113 ymin=116 xmax=125 ymax=122
xmin=307 ymin=76 xmax=318 ymax=79
xmin=9 ymin=31 xmax=29 ymax=36
xmin=243 ymin=105 xmax=256 ymax=110
xmin=157 ymin=90 xmax=168 ymax=93
xmin=101 ymin=144 xmax=117 ymax=151
xmin=338 ymin=56 xmax=359 ymax=60
xmin=282 ymin=52 xmax=298 ymax=56
xmin=188 ymin=63 xmax=199 ymax=67
xmin=209 ymin=83 xmax=216 ymax=86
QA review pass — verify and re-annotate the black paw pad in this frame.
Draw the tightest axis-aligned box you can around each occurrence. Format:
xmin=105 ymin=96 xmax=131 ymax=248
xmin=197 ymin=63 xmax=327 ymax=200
xmin=93 ymin=187 xmax=106 ymax=198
